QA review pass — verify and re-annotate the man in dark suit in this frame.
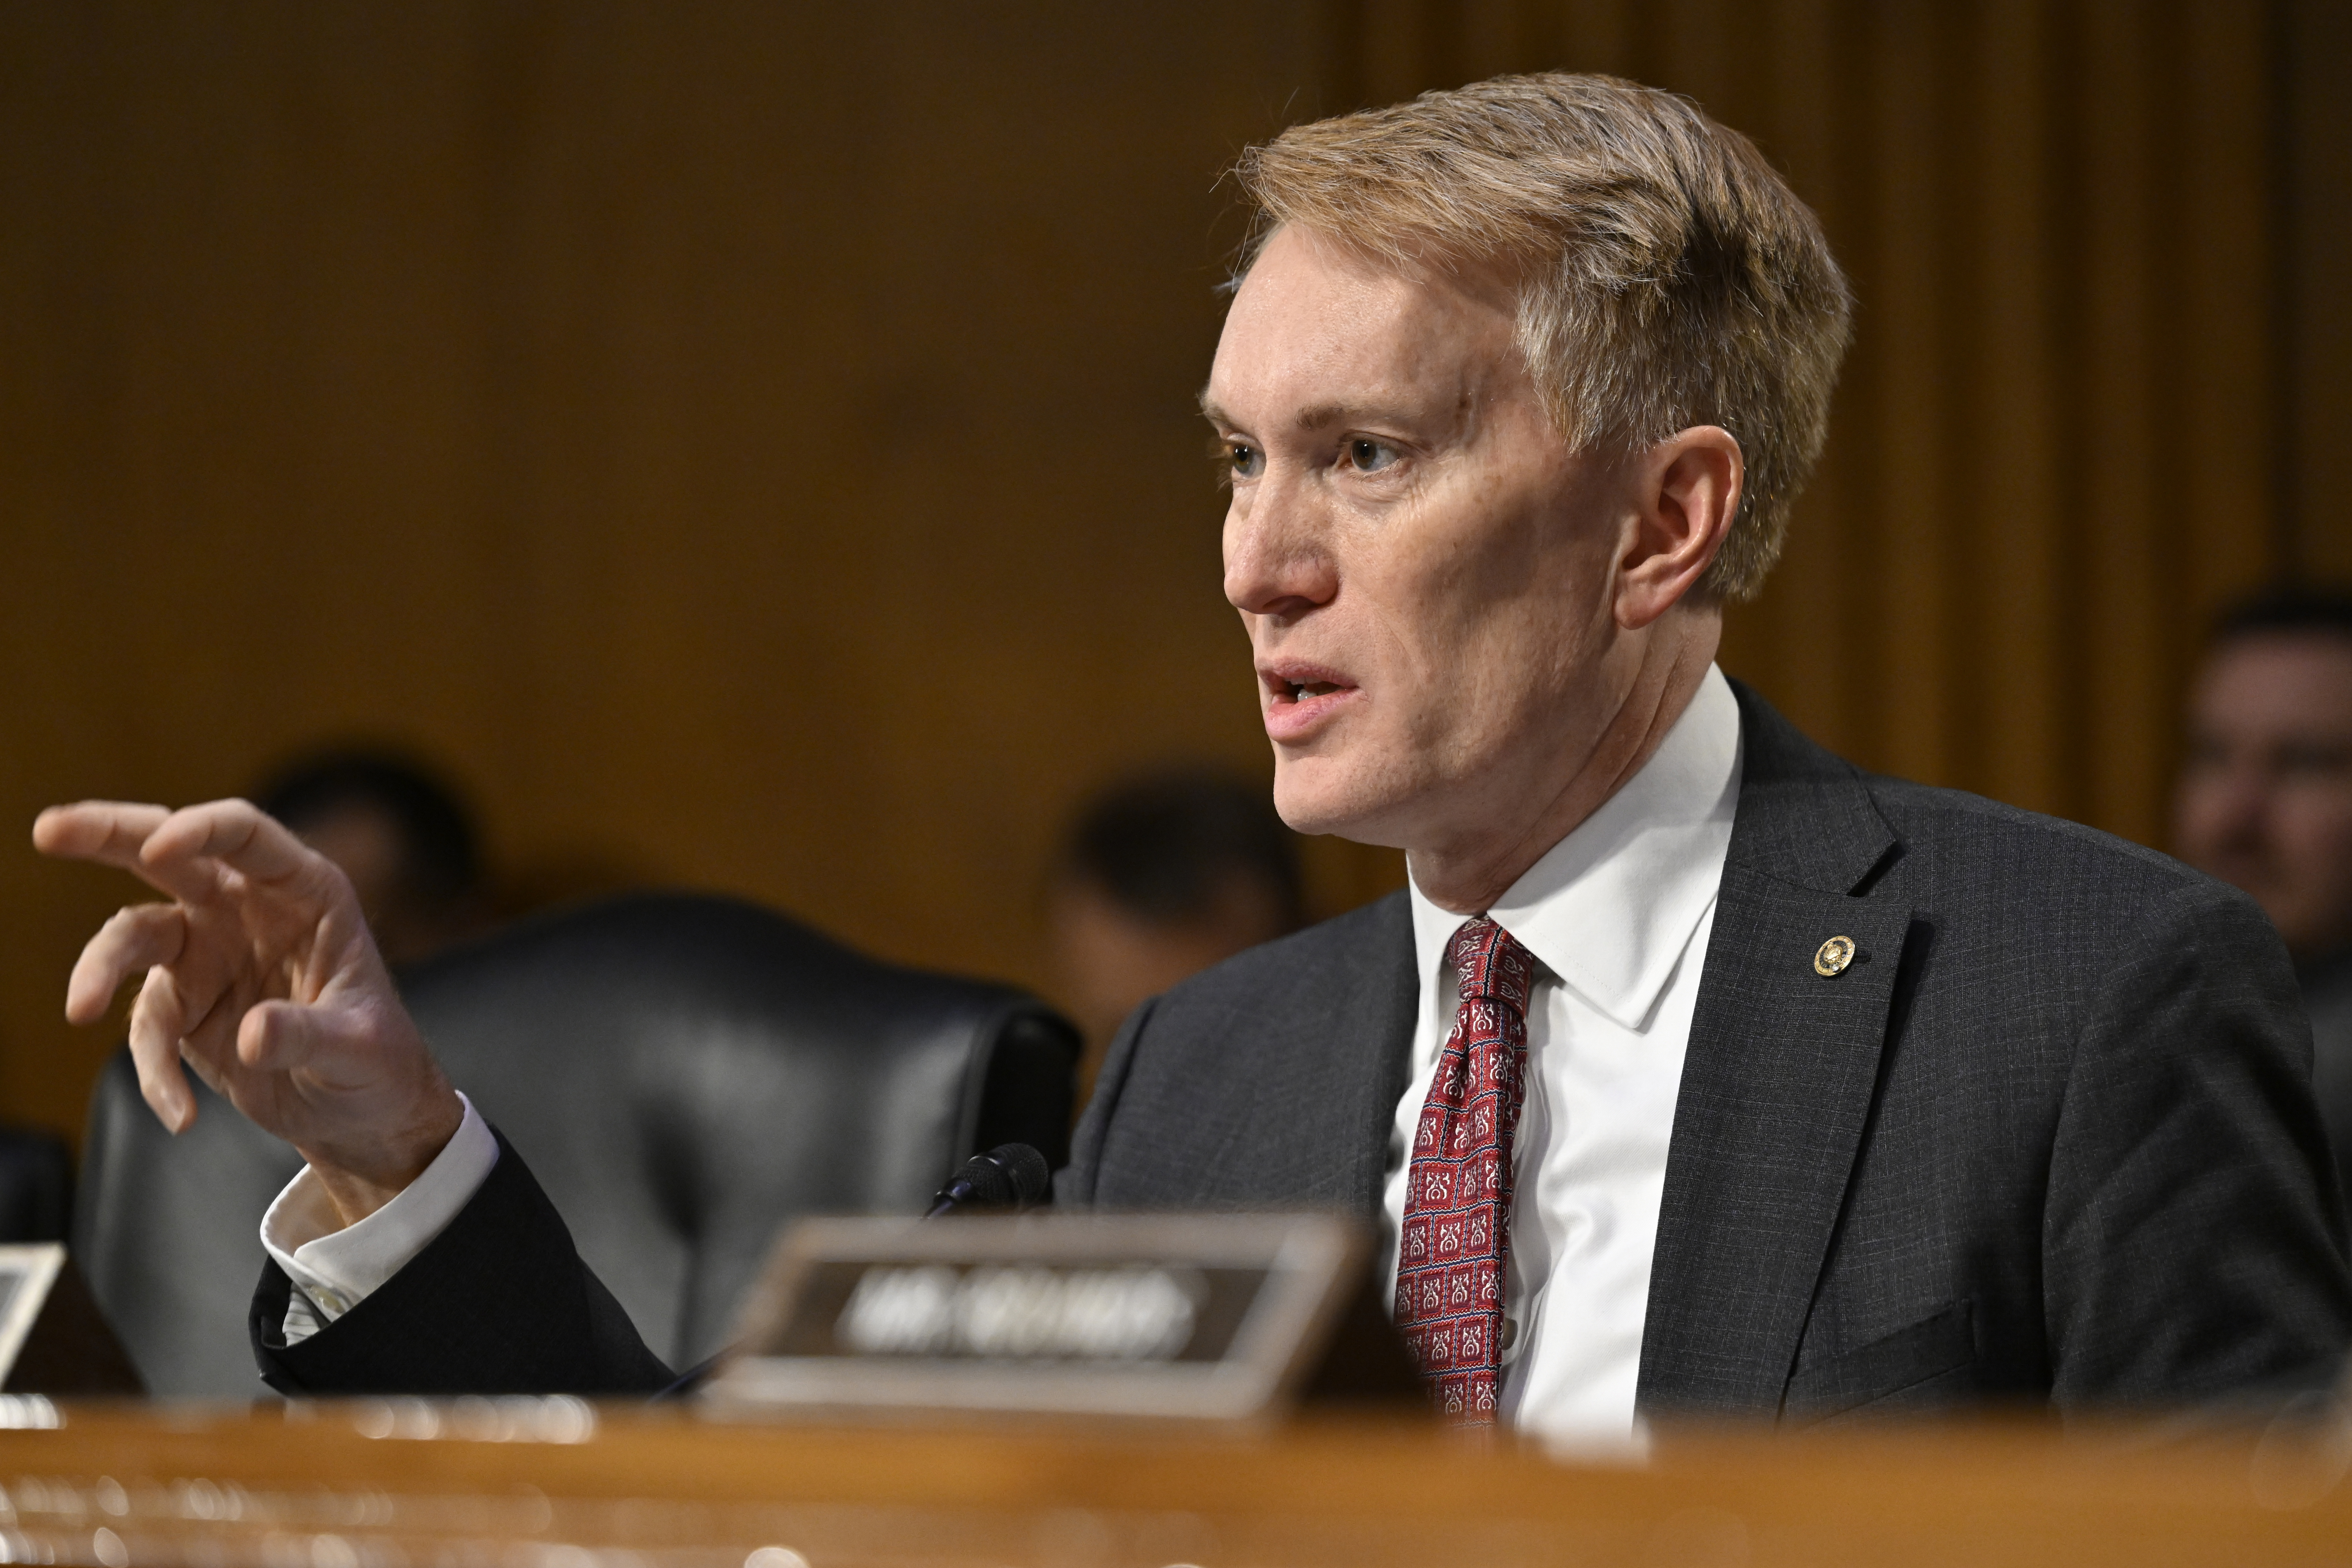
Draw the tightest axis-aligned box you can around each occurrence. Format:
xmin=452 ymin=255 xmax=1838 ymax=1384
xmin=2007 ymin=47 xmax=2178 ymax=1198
xmin=34 ymin=74 xmax=2352 ymax=1430
xmin=1070 ymin=678 xmax=2346 ymax=1424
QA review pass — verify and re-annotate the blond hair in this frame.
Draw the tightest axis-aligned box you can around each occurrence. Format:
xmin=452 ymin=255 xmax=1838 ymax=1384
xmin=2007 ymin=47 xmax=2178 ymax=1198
xmin=1235 ymin=74 xmax=1851 ymax=601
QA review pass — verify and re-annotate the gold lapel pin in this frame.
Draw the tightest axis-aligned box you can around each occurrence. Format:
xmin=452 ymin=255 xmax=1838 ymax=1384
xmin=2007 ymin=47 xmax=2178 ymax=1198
xmin=1814 ymin=935 xmax=1856 ymax=976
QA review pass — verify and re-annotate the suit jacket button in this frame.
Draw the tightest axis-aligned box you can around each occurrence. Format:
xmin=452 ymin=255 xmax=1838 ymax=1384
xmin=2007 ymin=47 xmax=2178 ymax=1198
xmin=1814 ymin=935 xmax=1856 ymax=976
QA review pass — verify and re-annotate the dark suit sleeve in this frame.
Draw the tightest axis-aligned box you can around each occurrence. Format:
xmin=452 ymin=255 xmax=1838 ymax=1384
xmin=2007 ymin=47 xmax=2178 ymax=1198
xmin=2046 ymin=880 xmax=2352 ymax=1405
xmin=1056 ymin=996 xmax=1157 ymax=1209
xmin=250 ymin=1128 xmax=673 ymax=1396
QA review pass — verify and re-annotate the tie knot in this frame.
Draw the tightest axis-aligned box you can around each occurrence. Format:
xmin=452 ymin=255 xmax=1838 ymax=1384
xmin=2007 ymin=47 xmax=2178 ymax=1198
xmin=1449 ymin=917 xmax=1533 ymax=1008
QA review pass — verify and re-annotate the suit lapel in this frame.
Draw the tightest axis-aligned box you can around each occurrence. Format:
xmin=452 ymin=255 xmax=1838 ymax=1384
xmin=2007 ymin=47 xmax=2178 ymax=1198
xmin=1636 ymin=684 xmax=1912 ymax=1415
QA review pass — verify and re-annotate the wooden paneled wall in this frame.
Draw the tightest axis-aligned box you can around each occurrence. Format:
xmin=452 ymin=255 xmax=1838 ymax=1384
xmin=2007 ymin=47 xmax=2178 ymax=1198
xmin=0 ymin=2 xmax=2343 ymax=1141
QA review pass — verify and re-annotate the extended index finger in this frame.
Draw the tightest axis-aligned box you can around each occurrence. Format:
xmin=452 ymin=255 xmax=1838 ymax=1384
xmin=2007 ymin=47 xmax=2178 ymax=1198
xmin=32 ymin=802 xmax=175 ymax=876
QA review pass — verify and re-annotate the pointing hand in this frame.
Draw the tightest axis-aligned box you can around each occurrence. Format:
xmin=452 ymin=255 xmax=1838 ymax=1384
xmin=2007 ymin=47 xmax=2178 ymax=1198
xmin=33 ymin=799 xmax=461 ymax=1226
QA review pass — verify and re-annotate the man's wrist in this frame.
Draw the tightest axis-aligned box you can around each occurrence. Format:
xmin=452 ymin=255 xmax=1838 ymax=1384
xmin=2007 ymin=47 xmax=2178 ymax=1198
xmin=264 ymin=1095 xmax=500 ymax=1340
xmin=300 ymin=1080 xmax=467 ymax=1229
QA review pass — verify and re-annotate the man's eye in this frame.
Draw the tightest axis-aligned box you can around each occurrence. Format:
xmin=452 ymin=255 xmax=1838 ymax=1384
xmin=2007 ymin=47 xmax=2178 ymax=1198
xmin=1227 ymin=442 xmax=1264 ymax=479
xmin=1348 ymin=438 xmax=1400 ymax=473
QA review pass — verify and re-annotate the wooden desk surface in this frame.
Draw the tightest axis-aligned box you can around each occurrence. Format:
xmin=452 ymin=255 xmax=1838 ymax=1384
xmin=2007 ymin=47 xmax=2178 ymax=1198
xmin=0 ymin=1399 xmax=2343 ymax=1566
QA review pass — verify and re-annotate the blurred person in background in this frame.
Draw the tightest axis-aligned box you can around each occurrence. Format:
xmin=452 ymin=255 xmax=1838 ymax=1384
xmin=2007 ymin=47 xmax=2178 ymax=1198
xmin=1048 ymin=767 xmax=1306 ymax=1100
xmin=2176 ymin=589 xmax=2352 ymax=1195
xmin=252 ymin=749 xmax=488 ymax=966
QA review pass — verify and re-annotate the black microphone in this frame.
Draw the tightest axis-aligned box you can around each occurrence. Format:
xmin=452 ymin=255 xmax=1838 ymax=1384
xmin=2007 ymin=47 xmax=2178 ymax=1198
xmin=926 ymin=1143 xmax=1051 ymax=1217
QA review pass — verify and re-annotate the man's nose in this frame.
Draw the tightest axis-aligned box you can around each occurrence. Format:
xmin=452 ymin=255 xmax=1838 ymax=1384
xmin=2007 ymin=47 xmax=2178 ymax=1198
xmin=1223 ymin=471 xmax=1338 ymax=619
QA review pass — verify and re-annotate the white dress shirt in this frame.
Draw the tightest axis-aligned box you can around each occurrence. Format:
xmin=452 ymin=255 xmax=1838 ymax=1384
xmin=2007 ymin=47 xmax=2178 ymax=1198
xmin=1383 ymin=663 xmax=1742 ymax=1446
xmin=261 ymin=1092 xmax=498 ymax=1343
xmin=260 ymin=667 xmax=1742 ymax=1374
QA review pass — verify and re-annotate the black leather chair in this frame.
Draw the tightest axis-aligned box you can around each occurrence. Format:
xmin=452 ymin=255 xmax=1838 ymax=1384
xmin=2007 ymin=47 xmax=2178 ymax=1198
xmin=75 ymin=892 xmax=1079 ymax=1399
xmin=0 ymin=1126 xmax=73 ymax=1244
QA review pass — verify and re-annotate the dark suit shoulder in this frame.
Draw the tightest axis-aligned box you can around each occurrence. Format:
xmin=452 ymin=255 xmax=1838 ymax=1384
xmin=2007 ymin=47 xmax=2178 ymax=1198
xmin=1830 ymin=763 xmax=2294 ymax=1093
xmin=1867 ymin=772 xmax=2205 ymax=888
xmin=1152 ymin=889 xmax=1413 ymax=1018
xmin=1072 ymin=891 xmax=1417 ymax=1213
xmin=1729 ymin=681 xmax=2232 ymax=919
xmin=1731 ymin=681 xmax=2264 ymax=956
xmin=1858 ymin=770 xmax=2270 ymax=960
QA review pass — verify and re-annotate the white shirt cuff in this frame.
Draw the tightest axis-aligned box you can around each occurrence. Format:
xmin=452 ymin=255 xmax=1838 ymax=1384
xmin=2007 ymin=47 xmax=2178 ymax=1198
xmin=260 ymin=1093 xmax=499 ymax=1343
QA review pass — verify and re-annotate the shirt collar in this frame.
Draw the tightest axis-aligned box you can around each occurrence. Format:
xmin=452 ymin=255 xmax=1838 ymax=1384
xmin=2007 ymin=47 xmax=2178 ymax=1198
xmin=1408 ymin=664 xmax=1744 ymax=1032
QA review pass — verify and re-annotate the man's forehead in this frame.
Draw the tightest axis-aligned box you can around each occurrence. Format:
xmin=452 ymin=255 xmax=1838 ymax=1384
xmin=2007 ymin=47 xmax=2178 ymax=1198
xmin=2211 ymin=632 xmax=2352 ymax=682
xmin=2198 ymin=635 xmax=2352 ymax=733
xmin=1203 ymin=238 xmax=1516 ymax=428
xmin=1227 ymin=235 xmax=1502 ymax=345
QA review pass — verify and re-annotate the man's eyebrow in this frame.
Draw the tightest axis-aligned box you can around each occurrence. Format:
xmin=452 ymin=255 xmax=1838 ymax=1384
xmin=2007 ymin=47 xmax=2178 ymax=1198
xmin=1195 ymin=395 xmax=1417 ymax=431
xmin=1290 ymin=403 xmax=1366 ymax=431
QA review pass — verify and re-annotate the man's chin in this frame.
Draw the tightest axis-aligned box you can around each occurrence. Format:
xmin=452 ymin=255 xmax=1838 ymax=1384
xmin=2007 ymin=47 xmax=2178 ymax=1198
xmin=1270 ymin=760 xmax=1417 ymax=848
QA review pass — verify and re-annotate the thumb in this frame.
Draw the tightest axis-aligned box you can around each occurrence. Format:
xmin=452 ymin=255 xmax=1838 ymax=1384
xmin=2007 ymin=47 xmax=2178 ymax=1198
xmin=237 ymin=998 xmax=348 ymax=1076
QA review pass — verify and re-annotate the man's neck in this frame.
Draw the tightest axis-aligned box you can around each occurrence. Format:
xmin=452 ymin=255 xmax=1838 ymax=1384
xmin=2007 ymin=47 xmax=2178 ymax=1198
xmin=1408 ymin=632 xmax=1718 ymax=915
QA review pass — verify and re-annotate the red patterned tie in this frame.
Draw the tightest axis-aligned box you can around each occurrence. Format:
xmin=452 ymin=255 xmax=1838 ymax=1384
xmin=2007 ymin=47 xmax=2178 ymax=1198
xmin=1394 ymin=916 xmax=1533 ymax=1424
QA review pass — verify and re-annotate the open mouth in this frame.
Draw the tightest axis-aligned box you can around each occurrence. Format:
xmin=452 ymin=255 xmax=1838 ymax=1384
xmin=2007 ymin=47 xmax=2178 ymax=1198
xmin=1258 ymin=663 xmax=1358 ymax=739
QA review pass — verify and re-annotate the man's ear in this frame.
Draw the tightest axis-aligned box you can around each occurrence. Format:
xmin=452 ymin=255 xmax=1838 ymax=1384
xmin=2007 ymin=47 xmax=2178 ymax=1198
xmin=1615 ymin=426 xmax=1743 ymax=630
